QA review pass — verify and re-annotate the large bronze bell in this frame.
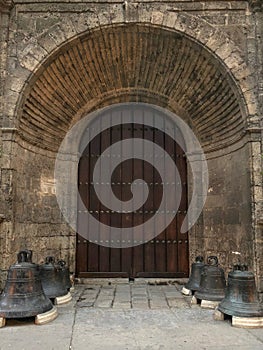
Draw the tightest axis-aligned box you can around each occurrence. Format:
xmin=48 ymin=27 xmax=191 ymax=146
xmin=57 ymin=260 xmax=72 ymax=292
xmin=39 ymin=256 xmax=68 ymax=299
xmin=195 ymin=256 xmax=226 ymax=303
xmin=0 ymin=250 xmax=57 ymax=326
xmin=218 ymin=264 xmax=263 ymax=318
xmin=182 ymin=256 xmax=204 ymax=295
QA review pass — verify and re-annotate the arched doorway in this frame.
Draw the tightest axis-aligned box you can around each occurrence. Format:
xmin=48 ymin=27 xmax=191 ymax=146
xmin=76 ymin=104 xmax=189 ymax=278
xmin=6 ymin=22 xmax=254 ymax=288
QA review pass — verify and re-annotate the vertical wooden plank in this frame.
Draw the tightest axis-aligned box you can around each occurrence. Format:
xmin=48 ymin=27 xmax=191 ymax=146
xmin=110 ymin=110 xmax=122 ymax=272
xmin=132 ymin=110 xmax=144 ymax=275
xmin=121 ymin=117 xmax=133 ymax=275
xmin=87 ymin=122 xmax=100 ymax=272
xmin=165 ymin=117 xmax=178 ymax=273
xmin=176 ymin=127 xmax=189 ymax=275
xmin=153 ymin=113 xmax=167 ymax=273
xmin=76 ymin=148 xmax=89 ymax=274
xmin=143 ymin=110 xmax=155 ymax=272
xmin=99 ymin=114 xmax=111 ymax=272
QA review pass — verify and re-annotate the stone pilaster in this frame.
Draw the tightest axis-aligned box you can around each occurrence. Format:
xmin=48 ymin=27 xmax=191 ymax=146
xmin=247 ymin=0 xmax=263 ymax=299
xmin=0 ymin=0 xmax=15 ymax=288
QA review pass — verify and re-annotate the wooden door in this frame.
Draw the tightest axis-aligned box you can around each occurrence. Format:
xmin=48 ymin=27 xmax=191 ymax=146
xmin=76 ymin=106 xmax=189 ymax=278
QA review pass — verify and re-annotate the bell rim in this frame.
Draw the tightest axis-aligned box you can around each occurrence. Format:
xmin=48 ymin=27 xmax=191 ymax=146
xmin=195 ymin=291 xmax=225 ymax=301
xmin=218 ymin=303 xmax=263 ymax=318
xmin=0 ymin=301 xmax=53 ymax=319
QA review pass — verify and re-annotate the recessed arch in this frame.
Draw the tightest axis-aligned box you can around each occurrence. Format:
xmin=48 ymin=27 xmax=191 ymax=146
xmin=17 ymin=23 xmax=247 ymax=152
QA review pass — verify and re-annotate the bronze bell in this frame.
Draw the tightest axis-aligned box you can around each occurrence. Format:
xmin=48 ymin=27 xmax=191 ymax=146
xmin=57 ymin=260 xmax=72 ymax=292
xmin=182 ymin=256 xmax=204 ymax=295
xmin=195 ymin=256 xmax=226 ymax=303
xmin=218 ymin=264 xmax=263 ymax=318
xmin=39 ymin=256 xmax=68 ymax=300
xmin=0 ymin=250 xmax=57 ymax=326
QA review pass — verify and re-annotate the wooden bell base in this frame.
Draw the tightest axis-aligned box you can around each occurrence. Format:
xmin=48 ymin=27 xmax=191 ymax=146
xmin=191 ymin=295 xmax=219 ymax=309
xmin=35 ymin=305 xmax=58 ymax=325
xmin=201 ymin=300 xmax=220 ymax=309
xmin=0 ymin=317 xmax=6 ymax=328
xmin=55 ymin=292 xmax=72 ymax=305
xmin=191 ymin=295 xmax=198 ymax=305
xmin=0 ymin=306 xmax=58 ymax=327
xmin=214 ymin=307 xmax=263 ymax=328
xmin=181 ymin=286 xmax=192 ymax=296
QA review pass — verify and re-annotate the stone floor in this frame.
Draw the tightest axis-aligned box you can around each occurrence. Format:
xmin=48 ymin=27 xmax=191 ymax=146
xmin=0 ymin=280 xmax=262 ymax=349
xmin=76 ymin=279 xmax=190 ymax=310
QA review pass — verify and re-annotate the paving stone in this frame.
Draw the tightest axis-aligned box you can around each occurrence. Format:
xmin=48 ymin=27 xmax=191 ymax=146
xmin=167 ymin=297 xmax=190 ymax=308
xmin=132 ymin=302 xmax=149 ymax=310
xmin=150 ymin=302 xmax=169 ymax=309
xmin=112 ymin=301 xmax=131 ymax=309
xmin=95 ymin=297 xmax=113 ymax=308
xmin=0 ymin=285 xmax=262 ymax=349
xmin=164 ymin=291 xmax=184 ymax=298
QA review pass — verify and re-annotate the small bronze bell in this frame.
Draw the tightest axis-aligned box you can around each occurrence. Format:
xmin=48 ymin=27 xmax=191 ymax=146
xmin=194 ymin=256 xmax=226 ymax=308
xmin=182 ymin=256 xmax=204 ymax=295
xmin=0 ymin=250 xmax=57 ymax=327
xmin=218 ymin=264 xmax=263 ymax=318
xmin=57 ymin=260 xmax=72 ymax=292
xmin=39 ymin=256 xmax=72 ymax=305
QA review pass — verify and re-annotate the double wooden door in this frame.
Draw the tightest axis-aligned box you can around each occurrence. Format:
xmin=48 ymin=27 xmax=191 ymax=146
xmin=76 ymin=106 xmax=189 ymax=278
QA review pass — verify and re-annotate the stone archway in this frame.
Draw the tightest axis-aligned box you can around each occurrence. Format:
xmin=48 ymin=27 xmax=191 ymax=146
xmin=18 ymin=24 xmax=246 ymax=153
xmin=0 ymin=22 xmax=256 ymax=290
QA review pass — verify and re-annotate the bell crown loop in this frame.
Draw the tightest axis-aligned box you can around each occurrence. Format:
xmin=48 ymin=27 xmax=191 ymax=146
xmin=233 ymin=263 xmax=248 ymax=271
xmin=45 ymin=256 xmax=56 ymax=264
xmin=57 ymin=260 xmax=66 ymax=267
xmin=17 ymin=251 xmax=28 ymax=263
xmin=207 ymin=256 xmax=218 ymax=266
xmin=17 ymin=249 xmax=33 ymax=264
xmin=195 ymin=256 xmax=204 ymax=263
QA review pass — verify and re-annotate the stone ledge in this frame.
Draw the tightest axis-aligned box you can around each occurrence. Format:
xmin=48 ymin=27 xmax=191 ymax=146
xmin=13 ymin=1 xmax=249 ymax=13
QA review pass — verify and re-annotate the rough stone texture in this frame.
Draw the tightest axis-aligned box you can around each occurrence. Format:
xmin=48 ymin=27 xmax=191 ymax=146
xmin=190 ymin=140 xmax=253 ymax=274
xmin=0 ymin=0 xmax=262 ymax=303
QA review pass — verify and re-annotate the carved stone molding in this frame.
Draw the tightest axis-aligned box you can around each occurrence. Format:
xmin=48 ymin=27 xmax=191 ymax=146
xmin=249 ymin=0 xmax=263 ymax=12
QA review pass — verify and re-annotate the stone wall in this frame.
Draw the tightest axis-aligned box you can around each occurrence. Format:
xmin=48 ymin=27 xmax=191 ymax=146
xmin=13 ymin=141 xmax=76 ymax=263
xmin=0 ymin=0 xmax=262 ymax=299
